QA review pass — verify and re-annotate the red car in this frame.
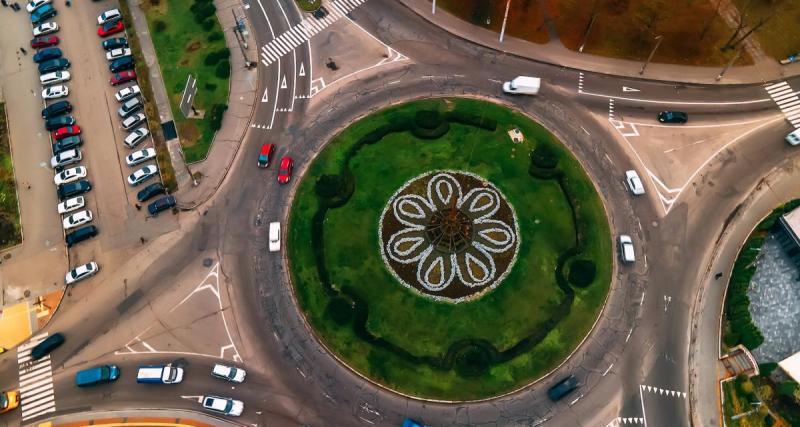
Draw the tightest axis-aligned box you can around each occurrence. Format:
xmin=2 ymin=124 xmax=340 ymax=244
xmin=31 ymin=35 xmax=59 ymax=49
xmin=110 ymin=70 xmax=136 ymax=85
xmin=97 ymin=20 xmax=124 ymax=37
xmin=257 ymin=143 xmax=274 ymax=168
xmin=277 ymin=156 xmax=293 ymax=184
xmin=51 ymin=126 xmax=81 ymax=140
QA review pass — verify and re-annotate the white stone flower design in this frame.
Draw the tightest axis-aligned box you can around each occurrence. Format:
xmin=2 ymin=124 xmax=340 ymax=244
xmin=381 ymin=172 xmax=518 ymax=295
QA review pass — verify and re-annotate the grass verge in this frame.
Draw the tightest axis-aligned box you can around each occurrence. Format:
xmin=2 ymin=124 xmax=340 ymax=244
xmin=0 ymin=103 xmax=21 ymax=250
xmin=119 ymin=0 xmax=178 ymax=192
xmin=296 ymin=0 xmax=321 ymax=12
xmin=142 ymin=0 xmax=230 ymax=163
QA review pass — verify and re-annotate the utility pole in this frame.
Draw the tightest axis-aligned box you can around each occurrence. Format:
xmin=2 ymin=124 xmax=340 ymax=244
xmin=431 ymin=0 xmax=435 ymax=14
xmin=499 ymin=0 xmax=511 ymax=43
xmin=639 ymin=35 xmax=663 ymax=75
xmin=716 ymin=47 xmax=742 ymax=81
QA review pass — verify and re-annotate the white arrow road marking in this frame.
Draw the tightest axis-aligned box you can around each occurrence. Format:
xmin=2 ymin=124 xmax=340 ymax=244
xmin=298 ymin=62 xmax=305 ymax=76
xmin=623 ymin=86 xmax=640 ymax=92
xmin=280 ymin=75 xmax=288 ymax=89
xmin=261 ymin=87 xmax=269 ymax=103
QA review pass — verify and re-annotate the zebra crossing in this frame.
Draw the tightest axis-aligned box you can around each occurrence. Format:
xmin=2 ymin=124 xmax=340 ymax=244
xmin=17 ymin=333 xmax=56 ymax=422
xmin=260 ymin=0 xmax=370 ymax=66
xmin=765 ymin=81 xmax=800 ymax=128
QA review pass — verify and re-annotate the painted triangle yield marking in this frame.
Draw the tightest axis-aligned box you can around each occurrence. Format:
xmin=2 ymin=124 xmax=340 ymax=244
xmin=281 ymin=75 xmax=288 ymax=89
xmin=261 ymin=87 xmax=269 ymax=103
xmin=299 ymin=62 xmax=306 ymax=77
xmin=622 ymin=86 xmax=640 ymax=92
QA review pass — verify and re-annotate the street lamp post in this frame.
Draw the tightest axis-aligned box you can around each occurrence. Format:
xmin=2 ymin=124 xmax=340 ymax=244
xmin=432 ymin=0 xmax=436 ymax=14
xmin=639 ymin=34 xmax=664 ymax=75
xmin=716 ymin=47 xmax=742 ymax=81
xmin=499 ymin=0 xmax=511 ymax=43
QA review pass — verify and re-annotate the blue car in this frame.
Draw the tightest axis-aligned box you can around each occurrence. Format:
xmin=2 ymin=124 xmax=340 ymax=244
xmin=31 ymin=4 xmax=57 ymax=24
xmin=75 ymin=365 xmax=119 ymax=387
xmin=33 ymin=47 xmax=61 ymax=63
xmin=401 ymin=419 xmax=424 ymax=427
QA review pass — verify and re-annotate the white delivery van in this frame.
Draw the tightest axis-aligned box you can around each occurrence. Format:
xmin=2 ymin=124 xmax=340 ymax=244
xmin=136 ymin=364 xmax=184 ymax=384
xmin=502 ymin=76 xmax=541 ymax=95
xmin=786 ymin=129 xmax=800 ymax=146
xmin=269 ymin=222 xmax=281 ymax=252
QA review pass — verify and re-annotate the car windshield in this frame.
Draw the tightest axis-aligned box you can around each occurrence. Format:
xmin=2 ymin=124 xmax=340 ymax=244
xmin=166 ymin=368 xmax=177 ymax=381
xmin=0 ymin=394 xmax=7 ymax=408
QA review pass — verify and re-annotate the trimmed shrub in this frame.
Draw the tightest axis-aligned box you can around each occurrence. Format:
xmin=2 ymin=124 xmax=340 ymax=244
xmin=207 ymin=31 xmax=223 ymax=42
xmin=153 ymin=19 xmax=167 ymax=33
xmin=208 ymin=104 xmax=227 ymax=131
xmin=760 ymin=362 xmax=779 ymax=376
xmin=215 ymin=59 xmax=231 ymax=79
xmin=204 ymin=82 xmax=217 ymax=91
xmin=532 ymin=144 xmax=559 ymax=169
xmin=316 ymin=174 xmax=343 ymax=199
xmin=326 ymin=296 xmax=353 ymax=325
xmin=200 ymin=17 xmax=216 ymax=31
xmin=203 ymin=48 xmax=230 ymax=66
xmin=567 ymin=259 xmax=597 ymax=287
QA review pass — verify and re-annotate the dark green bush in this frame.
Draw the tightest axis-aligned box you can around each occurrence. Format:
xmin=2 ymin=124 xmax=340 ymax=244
xmin=315 ymin=174 xmax=343 ymax=199
xmin=215 ymin=60 xmax=230 ymax=79
xmin=453 ymin=344 xmax=491 ymax=378
xmin=760 ymin=362 xmax=779 ymax=376
xmin=567 ymin=259 xmax=597 ymax=287
xmin=414 ymin=110 xmax=443 ymax=129
xmin=152 ymin=20 xmax=167 ymax=33
xmin=200 ymin=17 xmax=216 ymax=31
xmin=207 ymin=31 xmax=223 ymax=42
xmin=326 ymin=296 xmax=353 ymax=325
xmin=203 ymin=49 xmax=230 ymax=66
xmin=204 ymin=82 xmax=217 ymax=91
xmin=208 ymin=104 xmax=227 ymax=131
xmin=190 ymin=0 xmax=216 ymax=22
xmin=532 ymin=144 xmax=559 ymax=169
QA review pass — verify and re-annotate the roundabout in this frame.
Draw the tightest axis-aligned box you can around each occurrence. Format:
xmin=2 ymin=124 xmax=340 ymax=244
xmin=288 ymin=98 xmax=612 ymax=400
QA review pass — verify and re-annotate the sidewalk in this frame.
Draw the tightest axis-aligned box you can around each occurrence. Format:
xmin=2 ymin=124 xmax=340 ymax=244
xmin=399 ymin=0 xmax=800 ymax=85
xmin=126 ymin=0 xmax=258 ymax=206
xmin=34 ymin=408 xmax=242 ymax=427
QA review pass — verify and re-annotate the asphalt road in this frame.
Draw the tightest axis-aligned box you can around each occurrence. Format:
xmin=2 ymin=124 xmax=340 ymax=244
xmin=2 ymin=0 xmax=800 ymax=426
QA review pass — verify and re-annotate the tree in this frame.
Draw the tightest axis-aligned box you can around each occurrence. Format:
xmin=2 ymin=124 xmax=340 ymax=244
xmin=699 ymin=0 xmax=723 ymax=40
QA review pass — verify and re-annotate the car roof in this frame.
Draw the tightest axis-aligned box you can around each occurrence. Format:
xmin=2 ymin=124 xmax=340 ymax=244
xmin=280 ymin=157 xmax=291 ymax=167
xmin=260 ymin=143 xmax=273 ymax=154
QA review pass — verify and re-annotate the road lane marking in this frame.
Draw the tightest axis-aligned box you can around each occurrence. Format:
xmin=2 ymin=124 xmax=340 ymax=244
xmin=582 ymin=90 xmax=770 ymax=105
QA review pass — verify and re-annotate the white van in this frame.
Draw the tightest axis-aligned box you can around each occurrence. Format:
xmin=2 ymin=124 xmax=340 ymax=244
xmin=786 ymin=129 xmax=800 ymax=146
xmin=269 ymin=222 xmax=281 ymax=252
xmin=502 ymin=76 xmax=541 ymax=95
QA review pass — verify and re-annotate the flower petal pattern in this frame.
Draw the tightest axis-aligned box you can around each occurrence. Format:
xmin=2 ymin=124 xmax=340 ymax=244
xmin=386 ymin=228 xmax=429 ymax=264
xmin=427 ymin=173 xmax=462 ymax=211
xmin=461 ymin=187 xmax=500 ymax=220
xmin=473 ymin=219 xmax=516 ymax=253
xmin=392 ymin=194 xmax=433 ymax=228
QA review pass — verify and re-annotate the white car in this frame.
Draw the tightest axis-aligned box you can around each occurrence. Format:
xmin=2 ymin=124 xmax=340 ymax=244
xmin=107 ymin=48 xmax=132 ymax=62
xmin=268 ymin=222 xmax=280 ymax=252
xmin=201 ymin=396 xmax=243 ymax=417
xmin=97 ymin=8 xmax=121 ymax=25
xmin=618 ymin=235 xmax=635 ymax=263
xmin=65 ymin=261 xmax=99 ymax=285
xmin=114 ymin=84 xmax=140 ymax=101
xmin=126 ymin=148 xmax=156 ymax=167
xmin=127 ymin=164 xmax=158 ymax=186
xmin=42 ymin=84 xmax=68 ymax=100
xmin=62 ymin=209 xmax=93 ymax=230
xmin=40 ymin=71 xmax=70 ymax=86
xmin=54 ymin=166 xmax=86 ymax=185
xmin=26 ymin=0 xmax=50 ymax=13
xmin=211 ymin=364 xmax=246 ymax=383
xmin=122 ymin=112 xmax=146 ymax=130
xmin=33 ymin=22 xmax=59 ymax=37
xmin=786 ymin=129 xmax=800 ymax=146
xmin=51 ymin=148 xmax=81 ymax=168
xmin=124 ymin=127 xmax=150 ymax=149
xmin=625 ymin=170 xmax=645 ymax=196
xmin=57 ymin=196 xmax=84 ymax=214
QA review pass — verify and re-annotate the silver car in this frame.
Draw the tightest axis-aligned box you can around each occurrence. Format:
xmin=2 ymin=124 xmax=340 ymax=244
xmin=127 ymin=164 xmax=158 ymax=186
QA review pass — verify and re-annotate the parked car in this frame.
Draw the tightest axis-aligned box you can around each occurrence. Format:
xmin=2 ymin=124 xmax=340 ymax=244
xmin=101 ymin=37 xmax=127 ymax=50
xmin=97 ymin=20 xmax=124 ymax=37
xmin=65 ymin=261 xmax=98 ymax=284
xmin=126 ymin=147 xmax=156 ymax=166
xmin=31 ymin=35 xmax=59 ymax=49
xmin=54 ymin=166 xmax=86 ymax=186
xmin=32 ymin=47 xmax=61 ymax=63
xmin=32 ymin=22 xmax=59 ymax=37
xmin=30 ymin=4 xmax=57 ymax=25
xmin=110 ymin=70 xmax=136 ymax=86
xmin=277 ymin=156 xmax=293 ymax=184
xmin=547 ymin=375 xmax=579 ymax=402
xmin=41 ymin=84 xmax=68 ymax=100
xmin=136 ymin=182 xmax=165 ymax=202
xmin=30 ymin=333 xmax=64 ymax=360
xmin=96 ymin=8 xmax=121 ymax=25
xmin=65 ymin=224 xmax=97 ymax=247
xmin=45 ymin=115 xmax=75 ymax=131
xmin=117 ymin=97 xmax=142 ymax=117
xmin=0 ymin=390 xmax=19 ymax=414
xmin=52 ymin=125 xmax=81 ymax=140
xmin=786 ymin=129 xmax=800 ymax=146
xmin=52 ymin=135 xmax=83 ymax=154
xmin=625 ymin=170 xmax=645 ymax=195
xmin=106 ymin=47 xmax=131 ymax=61
xmin=257 ymin=143 xmax=274 ymax=168
xmin=57 ymin=195 xmax=84 ymax=214
xmin=121 ymin=112 xmax=145 ymax=130
xmin=657 ymin=111 xmax=688 ymax=124
xmin=401 ymin=420 xmax=423 ymax=427
xmin=62 ymin=210 xmax=93 ymax=230
xmin=123 ymin=127 xmax=149 ymax=148
xmin=618 ymin=234 xmax=635 ymax=263
xmin=211 ymin=363 xmax=246 ymax=383
xmin=114 ymin=84 xmax=140 ymax=101
xmin=25 ymin=0 xmax=50 ymax=13
xmin=57 ymin=179 xmax=91 ymax=201
xmin=201 ymin=396 xmax=243 ymax=417
xmin=50 ymin=148 xmax=81 ymax=168
xmin=127 ymin=165 xmax=158 ymax=186
xmin=41 ymin=100 xmax=71 ymax=118
xmin=147 ymin=195 xmax=175 ymax=216
xmin=75 ymin=365 xmax=118 ymax=387
xmin=38 ymin=58 xmax=70 ymax=75
xmin=40 ymin=70 xmax=70 ymax=86
xmin=136 ymin=365 xmax=183 ymax=384
xmin=109 ymin=56 xmax=134 ymax=73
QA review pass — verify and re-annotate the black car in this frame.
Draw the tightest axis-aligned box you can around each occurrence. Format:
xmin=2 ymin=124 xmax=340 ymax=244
xmin=657 ymin=111 xmax=688 ymax=124
xmin=45 ymin=115 xmax=75 ymax=131
xmin=65 ymin=225 xmax=98 ymax=247
xmin=137 ymin=182 xmax=165 ymax=202
xmin=38 ymin=58 xmax=70 ymax=75
xmin=147 ymin=195 xmax=176 ymax=216
xmin=109 ymin=56 xmax=134 ymax=73
xmin=42 ymin=100 xmax=72 ymax=119
xmin=30 ymin=333 xmax=65 ymax=360
xmin=33 ymin=47 xmax=62 ymax=63
xmin=52 ymin=135 xmax=83 ymax=154
xmin=101 ymin=37 xmax=127 ymax=50
xmin=57 ymin=179 xmax=91 ymax=201
xmin=547 ymin=375 xmax=579 ymax=402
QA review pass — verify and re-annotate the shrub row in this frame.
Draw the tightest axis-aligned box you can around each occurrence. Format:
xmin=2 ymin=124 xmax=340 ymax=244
xmin=724 ymin=235 xmax=765 ymax=350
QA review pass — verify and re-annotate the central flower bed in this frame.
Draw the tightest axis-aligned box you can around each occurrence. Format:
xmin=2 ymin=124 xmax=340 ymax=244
xmin=380 ymin=171 xmax=519 ymax=302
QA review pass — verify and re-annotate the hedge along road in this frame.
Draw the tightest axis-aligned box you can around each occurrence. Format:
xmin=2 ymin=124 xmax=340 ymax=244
xmin=287 ymin=98 xmax=612 ymax=400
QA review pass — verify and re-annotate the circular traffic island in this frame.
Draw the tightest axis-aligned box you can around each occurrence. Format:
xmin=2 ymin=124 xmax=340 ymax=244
xmin=288 ymin=98 xmax=612 ymax=400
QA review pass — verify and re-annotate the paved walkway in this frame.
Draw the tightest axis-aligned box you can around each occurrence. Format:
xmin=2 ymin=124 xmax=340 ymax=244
xmin=37 ymin=408 xmax=241 ymax=427
xmin=399 ymin=0 xmax=799 ymax=84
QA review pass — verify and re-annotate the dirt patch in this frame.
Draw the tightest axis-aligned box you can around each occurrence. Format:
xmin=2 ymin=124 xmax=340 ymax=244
xmin=178 ymin=121 xmax=200 ymax=147
xmin=186 ymin=40 xmax=201 ymax=53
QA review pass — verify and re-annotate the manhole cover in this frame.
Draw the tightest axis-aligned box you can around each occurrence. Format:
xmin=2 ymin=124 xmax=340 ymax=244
xmin=203 ymin=258 xmax=213 ymax=267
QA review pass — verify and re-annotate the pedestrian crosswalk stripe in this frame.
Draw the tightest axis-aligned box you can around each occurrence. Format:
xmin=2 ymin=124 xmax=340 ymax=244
xmin=775 ymin=94 xmax=798 ymax=103
xmin=260 ymin=0 xmax=372 ymax=65
xmin=766 ymin=81 xmax=789 ymax=92
xmin=766 ymin=81 xmax=800 ymax=128
xmin=17 ymin=333 xmax=57 ymax=422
